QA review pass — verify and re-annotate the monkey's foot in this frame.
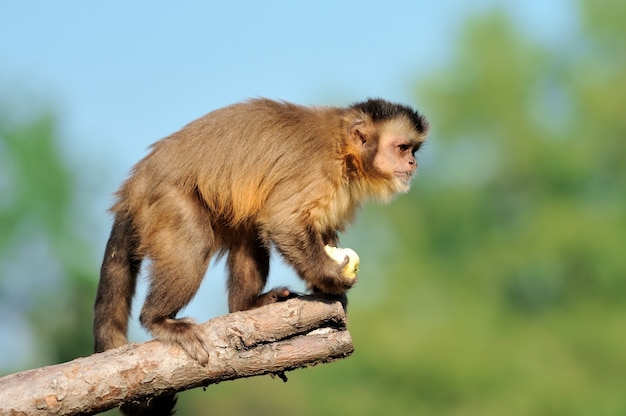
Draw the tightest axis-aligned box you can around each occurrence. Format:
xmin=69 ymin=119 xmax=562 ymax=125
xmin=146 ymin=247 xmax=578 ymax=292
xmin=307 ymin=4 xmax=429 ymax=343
xmin=253 ymin=287 xmax=300 ymax=308
xmin=150 ymin=317 xmax=211 ymax=365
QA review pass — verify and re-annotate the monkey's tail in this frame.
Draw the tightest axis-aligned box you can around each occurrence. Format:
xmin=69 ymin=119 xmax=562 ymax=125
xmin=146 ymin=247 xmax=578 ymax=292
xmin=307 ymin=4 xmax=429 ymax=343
xmin=94 ymin=212 xmax=140 ymax=353
xmin=94 ymin=214 xmax=178 ymax=415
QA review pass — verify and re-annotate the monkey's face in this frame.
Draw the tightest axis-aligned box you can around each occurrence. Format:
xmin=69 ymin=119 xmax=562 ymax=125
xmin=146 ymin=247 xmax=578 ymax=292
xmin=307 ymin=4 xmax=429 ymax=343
xmin=373 ymin=118 xmax=426 ymax=193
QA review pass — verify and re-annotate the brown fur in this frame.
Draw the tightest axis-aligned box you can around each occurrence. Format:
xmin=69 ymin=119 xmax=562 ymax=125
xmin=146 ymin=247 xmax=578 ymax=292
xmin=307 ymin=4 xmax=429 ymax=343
xmin=94 ymin=98 xmax=428 ymax=414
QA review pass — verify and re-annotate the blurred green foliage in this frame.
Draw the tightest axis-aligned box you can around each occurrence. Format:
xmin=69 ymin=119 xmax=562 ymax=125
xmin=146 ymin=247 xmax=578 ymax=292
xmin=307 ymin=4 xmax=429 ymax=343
xmin=2 ymin=0 xmax=625 ymax=414
xmin=0 ymin=113 xmax=96 ymax=369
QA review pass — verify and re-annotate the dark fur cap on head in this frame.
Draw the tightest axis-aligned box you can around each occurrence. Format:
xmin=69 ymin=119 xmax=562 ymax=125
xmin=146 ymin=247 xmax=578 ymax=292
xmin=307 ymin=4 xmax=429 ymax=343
xmin=350 ymin=98 xmax=429 ymax=134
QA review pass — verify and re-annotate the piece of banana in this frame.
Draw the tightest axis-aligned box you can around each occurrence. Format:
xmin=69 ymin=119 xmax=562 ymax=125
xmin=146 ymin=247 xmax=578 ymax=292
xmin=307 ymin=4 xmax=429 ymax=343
xmin=324 ymin=245 xmax=360 ymax=280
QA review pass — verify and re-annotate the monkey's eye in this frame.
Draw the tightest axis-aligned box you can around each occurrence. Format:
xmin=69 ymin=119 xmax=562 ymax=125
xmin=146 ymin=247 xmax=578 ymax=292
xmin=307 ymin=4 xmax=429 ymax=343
xmin=398 ymin=144 xmax=411 ymax=152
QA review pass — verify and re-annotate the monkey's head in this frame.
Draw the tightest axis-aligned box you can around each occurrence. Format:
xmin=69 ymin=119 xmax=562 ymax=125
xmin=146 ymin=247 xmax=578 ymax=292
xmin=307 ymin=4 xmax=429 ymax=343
xmin=346 ymin=98 xmax=428 ymax=201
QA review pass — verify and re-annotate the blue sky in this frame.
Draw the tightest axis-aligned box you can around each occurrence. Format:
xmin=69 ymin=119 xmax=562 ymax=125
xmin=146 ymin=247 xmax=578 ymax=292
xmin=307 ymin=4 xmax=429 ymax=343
xmin=0 ymin=0 xmax=576 ymax=357
xmin=1 ymin=1 xmax=575 ymax=170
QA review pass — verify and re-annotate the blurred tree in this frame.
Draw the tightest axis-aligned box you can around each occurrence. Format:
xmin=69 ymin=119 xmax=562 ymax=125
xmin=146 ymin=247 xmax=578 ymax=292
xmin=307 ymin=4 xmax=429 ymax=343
xmin=412 ymin=7 xmax=626 ymax=311
xmin=0 ymin=111 xmax=97 ymax=372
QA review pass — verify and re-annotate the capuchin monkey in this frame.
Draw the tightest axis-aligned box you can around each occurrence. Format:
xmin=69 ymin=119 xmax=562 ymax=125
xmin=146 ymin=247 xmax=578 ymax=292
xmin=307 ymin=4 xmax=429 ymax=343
xmin=94 ymin=98 xmax=428 ymax=415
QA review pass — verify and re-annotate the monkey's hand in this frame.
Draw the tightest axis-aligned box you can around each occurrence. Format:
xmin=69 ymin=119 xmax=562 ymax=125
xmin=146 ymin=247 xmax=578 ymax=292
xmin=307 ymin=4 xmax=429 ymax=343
xmin=324 ymin=245 xmax=360 ymax=280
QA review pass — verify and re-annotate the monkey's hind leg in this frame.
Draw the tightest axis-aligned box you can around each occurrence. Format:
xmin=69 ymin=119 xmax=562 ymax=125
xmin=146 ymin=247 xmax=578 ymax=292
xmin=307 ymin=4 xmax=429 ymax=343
xmin=140 ymin=243 xmax=214 ymax=364
xmin=138 ymin=194 xmax=216 ymax=365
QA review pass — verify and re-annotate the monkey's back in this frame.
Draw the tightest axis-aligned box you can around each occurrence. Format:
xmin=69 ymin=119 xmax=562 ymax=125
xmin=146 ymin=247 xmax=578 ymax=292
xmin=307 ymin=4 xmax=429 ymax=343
xmin=115 ymin=99 xmax=349 ymax=230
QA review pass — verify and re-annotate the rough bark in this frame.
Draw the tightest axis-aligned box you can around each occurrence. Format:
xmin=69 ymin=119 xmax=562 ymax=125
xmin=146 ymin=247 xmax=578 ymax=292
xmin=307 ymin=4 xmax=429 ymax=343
xmin=0 ymin=295 xmax=353 ymax=415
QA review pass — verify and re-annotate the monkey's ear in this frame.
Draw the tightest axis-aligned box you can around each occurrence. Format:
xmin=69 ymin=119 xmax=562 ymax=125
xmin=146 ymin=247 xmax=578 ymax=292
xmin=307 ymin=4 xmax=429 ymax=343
xmin=349 ymin=119 xmax=368 ymax=146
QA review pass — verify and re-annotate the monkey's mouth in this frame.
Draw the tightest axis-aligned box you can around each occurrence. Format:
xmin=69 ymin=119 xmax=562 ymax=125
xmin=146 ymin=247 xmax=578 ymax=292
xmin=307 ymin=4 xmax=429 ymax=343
xmin=394 ymin=171 xmax=415 ymax=181
xmin=393 ymin=171 xmax=415 ymax=191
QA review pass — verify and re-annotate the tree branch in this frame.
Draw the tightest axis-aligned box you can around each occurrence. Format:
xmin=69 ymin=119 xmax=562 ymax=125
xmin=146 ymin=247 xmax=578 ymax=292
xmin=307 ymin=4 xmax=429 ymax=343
xmin=0 ymin=295 xmax=353 ymax=415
